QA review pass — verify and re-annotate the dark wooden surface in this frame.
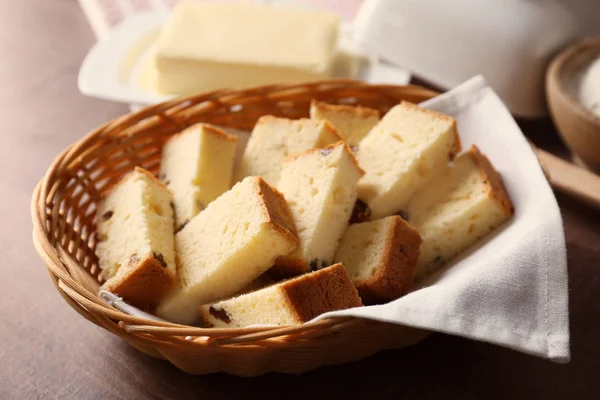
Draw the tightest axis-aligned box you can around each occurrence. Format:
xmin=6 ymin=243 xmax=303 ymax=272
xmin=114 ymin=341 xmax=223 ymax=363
xmin=1 ymin=1 xmax=599 ymax=398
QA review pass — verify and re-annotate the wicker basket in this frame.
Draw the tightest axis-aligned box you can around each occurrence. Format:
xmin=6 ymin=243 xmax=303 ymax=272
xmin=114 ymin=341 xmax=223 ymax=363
xmin=31 ymin=80 xmax=439 ymax=376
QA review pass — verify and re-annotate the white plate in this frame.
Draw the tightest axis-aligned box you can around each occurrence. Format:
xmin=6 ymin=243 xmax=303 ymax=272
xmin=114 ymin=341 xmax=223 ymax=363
xmin=78 ymin=12 xmax=411 ymax=106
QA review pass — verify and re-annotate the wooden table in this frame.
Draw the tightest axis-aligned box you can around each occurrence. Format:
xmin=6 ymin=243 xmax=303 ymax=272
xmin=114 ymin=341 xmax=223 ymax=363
xmin=1 ymin=1 xmax=599 ymax=398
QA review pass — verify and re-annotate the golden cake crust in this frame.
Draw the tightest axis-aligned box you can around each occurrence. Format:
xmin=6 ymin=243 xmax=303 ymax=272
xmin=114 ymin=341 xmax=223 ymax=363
xmin=102 ymin=167 xmax=171 ymax=197
xmin=101 ymin=255 xmax=175 ymax=309
xmin=468 ymin=145 xmax=514 ymax=216
xmin=282 ymin=263 xmax=363 ymax=322
xmin=165 ymin=122 xmax=238 ymax=145
xmin=311 ymin=100 xmax=381 ymax=119
xmin=271 ymin=256 xmax=309 ymax=278
xmin=252 ymin=176 xmax=299 ymax=248
xmin=355 ymin=216 xmax=422 ymax=304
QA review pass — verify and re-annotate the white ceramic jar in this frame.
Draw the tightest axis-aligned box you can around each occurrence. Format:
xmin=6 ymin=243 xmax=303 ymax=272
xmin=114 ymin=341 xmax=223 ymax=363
xmin=353 ymin=0 xmax=581 ymax=117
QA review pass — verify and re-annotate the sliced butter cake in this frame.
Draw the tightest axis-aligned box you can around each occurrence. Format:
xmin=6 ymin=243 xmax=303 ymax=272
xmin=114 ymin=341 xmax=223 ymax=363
xmin=334 ymin=216 xmax=421 ymax=304
xmin=156 ymin=176 xmax=298 ymax=324
xmin=236 ymin=116 xmax=342 ymax=185
xmin=273 ymin=142 xmax=364 ymax=277
xmin=310 ymin=100 xmax=380 ymax=147
xmin=199 ymin=263 xmax=362 ymax=328
xmin=405 ymin=145 xmax=514 ymax=279
xmin=357 ymin=101 xmax=461 ymax=219
xmin=96 ymin=167 xmax=176 ymax=308
xmin=160 ymin=123 xmax=238 ymax=227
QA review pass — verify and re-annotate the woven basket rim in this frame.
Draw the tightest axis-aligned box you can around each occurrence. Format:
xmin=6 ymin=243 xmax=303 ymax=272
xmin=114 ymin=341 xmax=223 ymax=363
xmin=31 ymin=80 xmax=440 ymax=347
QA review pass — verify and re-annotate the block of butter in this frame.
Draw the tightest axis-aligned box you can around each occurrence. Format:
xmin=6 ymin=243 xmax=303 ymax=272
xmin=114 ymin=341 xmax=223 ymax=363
xmin=153 ymin=2 xmax=341 ymax=95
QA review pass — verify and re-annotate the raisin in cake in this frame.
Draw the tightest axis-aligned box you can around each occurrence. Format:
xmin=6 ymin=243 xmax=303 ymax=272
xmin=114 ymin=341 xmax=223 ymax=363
xmin=235 ymin=116 xmax=342 ymax=185
xmin=96 ymin=167 xmax=176 ymax=308
xmin=273 ymin=142 xmax=364 ymax=277
xmin=357 ymin=101 xmax=461 ymax=219
xmin=334 ymin=216 xmax=421 ymax=304
xmin=405 ymin=145 xmax=514 ymax=279
xmin=310 ymin=100 xmax=380 ymax=146
xmin=199 ymin=263 xmax=362 ymax=328
xmin=156 ymin=176 xmax=298 ymax=324
xmin=160 ymin=123 xmax=238 ymax=227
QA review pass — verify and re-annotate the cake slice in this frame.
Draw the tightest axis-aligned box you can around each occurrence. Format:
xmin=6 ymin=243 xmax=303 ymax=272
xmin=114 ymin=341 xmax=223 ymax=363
xmin=310 ymin=100 xmax=380 ymax=146
xmin=357 ymin=101 xmax=461 ymax=219
xmin=273 ymin=142 xmax=364 ymax=277
xmin=96 ymin=167 xmax=176 ymax=308
xmin=160 ymin=123 xmax=238 ymax=227
xmin=334 ymin=216 xmax=421 ymax=304
xmin=235 ymin=116 xmax=342 ymax=185
xmin=156 ymin=176 xmax=298 ymax=324
xmin=404 ymin=145 xmax=514 ymax=279
xmin=199 ymin=263 xmax=362 ymax=328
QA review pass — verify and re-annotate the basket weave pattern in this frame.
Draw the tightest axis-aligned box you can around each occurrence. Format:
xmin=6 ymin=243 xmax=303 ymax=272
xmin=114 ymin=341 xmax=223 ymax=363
xmin=31 ymin=80 xmax=437 ymax=376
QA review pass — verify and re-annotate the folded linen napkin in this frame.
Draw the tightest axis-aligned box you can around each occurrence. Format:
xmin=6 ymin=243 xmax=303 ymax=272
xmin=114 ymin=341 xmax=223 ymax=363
xmin=101 ymin=76 xmax=570 ymax=362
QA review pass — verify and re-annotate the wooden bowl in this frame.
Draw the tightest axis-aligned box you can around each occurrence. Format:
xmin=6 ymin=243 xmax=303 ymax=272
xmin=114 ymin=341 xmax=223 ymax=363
xmin=546 ymin=36 xmax=600 ymax=173
xmin=31 ymin=80 xmax=438 ymax=376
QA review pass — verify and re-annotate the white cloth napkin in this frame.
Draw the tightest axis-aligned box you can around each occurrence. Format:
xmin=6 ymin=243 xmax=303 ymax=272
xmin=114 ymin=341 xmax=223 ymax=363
xmin=101 ymin=76 xmax=570 ymax=362
xmin=315 ymin=76 xmax=570 ymax=362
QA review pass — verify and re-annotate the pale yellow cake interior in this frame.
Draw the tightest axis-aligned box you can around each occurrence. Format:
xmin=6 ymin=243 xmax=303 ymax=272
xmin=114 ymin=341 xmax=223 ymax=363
xmin=277 ymin=143 xmax=363 ymax=269
xmin=156 ymin=177 xmax=297 ymax=324
xmin=310 ymin=101 xmax=380 ymax=146
xmin=334 ymin=217 xmax=392 ymax=282
xmin=199 ymin=263 xmax=361 ymax=328
xmin=236 ymin=116 xmax=341 ymax=185
xmin=357 ymin=101 xmax=460 ymax=218
xmin=160 ymin=123 xmax=238 ymax=226
xmin=96 ymin=169 xmax=176 ymax=283
xmin=406 ymin=150 xmax=511 ymax=279
xmin=202 ymin=285 xmax=300 ymax=328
